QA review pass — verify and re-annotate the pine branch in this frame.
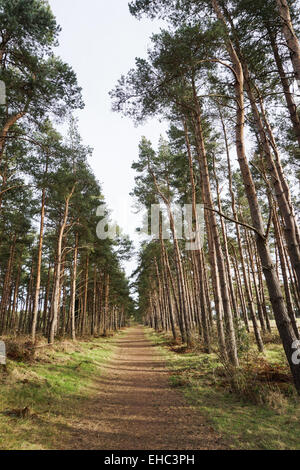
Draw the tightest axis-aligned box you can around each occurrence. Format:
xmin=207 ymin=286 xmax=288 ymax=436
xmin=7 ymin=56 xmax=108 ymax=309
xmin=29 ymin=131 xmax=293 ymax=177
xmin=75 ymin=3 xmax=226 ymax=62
xmin=203 ymin=205 xmax=266 ymax=240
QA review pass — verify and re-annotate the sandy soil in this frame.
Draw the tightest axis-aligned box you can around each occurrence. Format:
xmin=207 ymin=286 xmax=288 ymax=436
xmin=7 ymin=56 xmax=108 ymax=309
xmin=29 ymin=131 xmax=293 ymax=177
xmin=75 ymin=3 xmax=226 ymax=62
xmin=61 ymin=326 xmax=227 ymax=450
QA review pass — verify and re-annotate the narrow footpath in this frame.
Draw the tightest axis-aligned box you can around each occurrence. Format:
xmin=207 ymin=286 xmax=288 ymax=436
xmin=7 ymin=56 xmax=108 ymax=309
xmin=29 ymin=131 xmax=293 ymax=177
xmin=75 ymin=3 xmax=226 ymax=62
xmin=63 ymin=326 xmax=227 ymax=450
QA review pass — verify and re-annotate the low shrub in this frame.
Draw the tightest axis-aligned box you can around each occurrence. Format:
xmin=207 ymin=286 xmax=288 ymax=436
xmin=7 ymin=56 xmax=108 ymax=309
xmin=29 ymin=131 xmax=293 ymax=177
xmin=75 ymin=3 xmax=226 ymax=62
xmin=6 ymin=339 xmax=35 ymax=362
xmin=216 ymin=349 xmax=293 ymax=411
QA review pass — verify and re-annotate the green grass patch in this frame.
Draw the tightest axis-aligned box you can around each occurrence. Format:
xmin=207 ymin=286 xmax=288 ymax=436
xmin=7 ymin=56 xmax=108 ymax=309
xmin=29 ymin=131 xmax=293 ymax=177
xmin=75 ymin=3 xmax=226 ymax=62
xmin=146 ymin=328 xmax=300 ymax=450
xmin=0 ymin=332 xmax=124 ymax=450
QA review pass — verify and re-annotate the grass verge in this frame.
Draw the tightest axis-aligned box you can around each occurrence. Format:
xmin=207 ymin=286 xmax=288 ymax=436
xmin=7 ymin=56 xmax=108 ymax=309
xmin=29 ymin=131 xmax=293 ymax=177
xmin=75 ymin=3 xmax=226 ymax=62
xmin=0 ymin=332 xmax=124 ymax=450
xmin=145 ymin=328 xmax=300 ymax=450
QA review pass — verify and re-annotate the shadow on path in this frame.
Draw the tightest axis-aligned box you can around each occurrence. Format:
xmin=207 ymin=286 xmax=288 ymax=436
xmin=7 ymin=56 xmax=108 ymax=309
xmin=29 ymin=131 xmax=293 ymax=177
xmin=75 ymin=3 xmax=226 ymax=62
xmin=60 ymin=326 xmax=227 ymax=450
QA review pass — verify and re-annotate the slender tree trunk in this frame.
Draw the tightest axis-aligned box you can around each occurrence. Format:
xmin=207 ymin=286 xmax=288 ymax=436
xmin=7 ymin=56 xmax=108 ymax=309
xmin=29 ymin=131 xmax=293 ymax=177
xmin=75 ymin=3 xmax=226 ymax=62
xmin=31 ymin=185 xmax=47 ymax=342
xmin=70 ymin=233 xmax=79 ymax=341
xmin=192 ymin=103 xmax=238 ymax=365
xmin=0 ymin=234 xmax=16 ymax=334
xmin=211 ymin=0 xmax=300 ymax=392
xmin=49 ymin=188 xmax=74 ymax=344
xmin=103 ymin=273 xmax=110 ymax=336
xmin=276 ymin=0 xmax=300 ymax=87
xmin=267 ymin=26 xmax=300 ymax=146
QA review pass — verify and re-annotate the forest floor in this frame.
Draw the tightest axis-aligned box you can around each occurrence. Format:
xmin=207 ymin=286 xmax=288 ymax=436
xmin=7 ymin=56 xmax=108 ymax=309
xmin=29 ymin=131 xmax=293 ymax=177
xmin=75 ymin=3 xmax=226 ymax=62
xmin=147 ymin=327 xmax=300 ymax=450
xmin=0 ymin=331 xmax=120 ymax=449
xmin=1 ymin=325 xmax=300 ymax=450
xmin=61 ymin=325 xmax=227 ymax=450
xmin=0 ymin=326 xmax=226 ymax=450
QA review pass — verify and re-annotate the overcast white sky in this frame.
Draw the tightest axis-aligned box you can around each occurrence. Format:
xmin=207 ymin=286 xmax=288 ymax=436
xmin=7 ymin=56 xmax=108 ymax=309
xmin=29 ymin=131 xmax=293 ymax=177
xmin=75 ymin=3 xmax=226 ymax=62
xmin=48 ymin=0 xmax=167 ymax=275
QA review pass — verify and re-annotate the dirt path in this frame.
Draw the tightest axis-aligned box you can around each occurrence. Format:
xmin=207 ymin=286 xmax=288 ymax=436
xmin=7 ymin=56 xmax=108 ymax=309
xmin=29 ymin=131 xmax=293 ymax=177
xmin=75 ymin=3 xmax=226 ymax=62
xmin=63 ymin=326 xmax=227 ymax=450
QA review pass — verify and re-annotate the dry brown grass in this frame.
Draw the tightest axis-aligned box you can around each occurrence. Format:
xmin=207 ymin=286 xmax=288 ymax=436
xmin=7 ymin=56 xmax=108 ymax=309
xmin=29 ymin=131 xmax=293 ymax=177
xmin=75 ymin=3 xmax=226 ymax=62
xmin=215 ymin=349 xmax=296 ymax=411
xmin=1 ymin=335 xmax=84 ymax=366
